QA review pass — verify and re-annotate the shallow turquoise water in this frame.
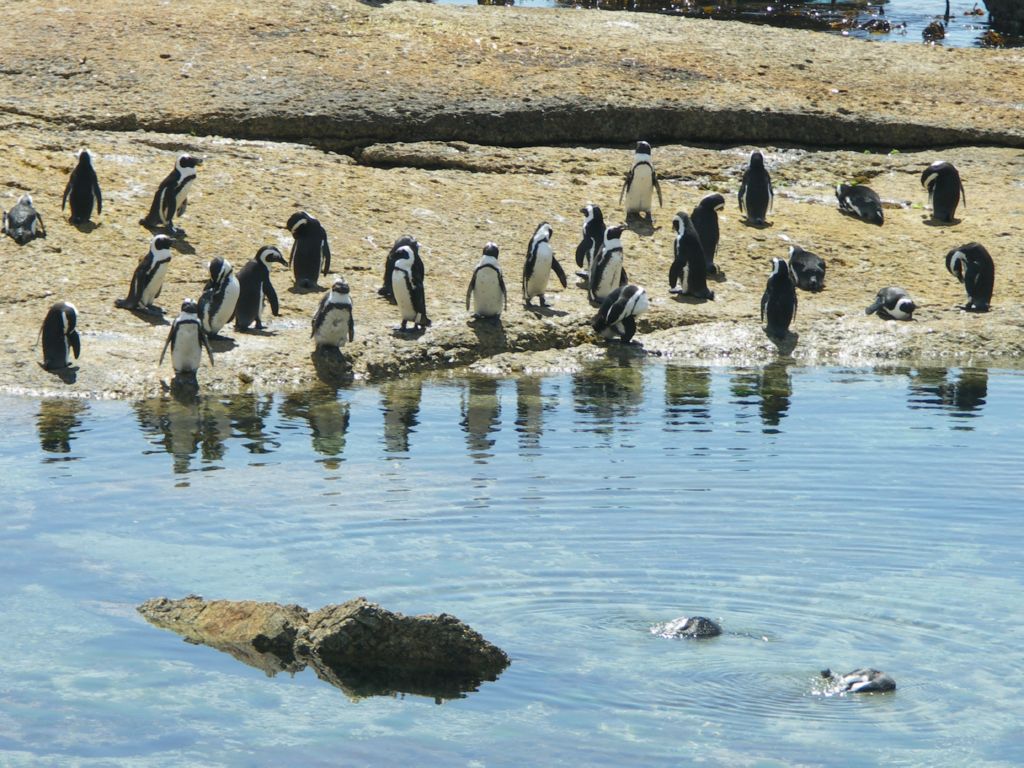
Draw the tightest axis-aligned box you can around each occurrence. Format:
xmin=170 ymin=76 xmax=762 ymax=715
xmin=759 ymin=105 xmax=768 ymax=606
xmin=2 ymin=362 xmax=1023 ymax=766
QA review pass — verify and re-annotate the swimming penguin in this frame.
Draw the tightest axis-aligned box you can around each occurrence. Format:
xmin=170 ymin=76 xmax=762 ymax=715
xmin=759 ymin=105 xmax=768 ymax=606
xmin=575 ymin=203 xmax=606 ymax=278
xmin=378 ymin=235 xmax=422 ymax=301
xmin=523 ymin=222 xmax=567 ymax=308
xmin=38 ymin=301 xmax=81 ymax=371
xmin=738 ymin=150 xmax=774 ymax=226
xmin=62 ymin=149 xmax=102 ymax=225
xmin=589 ymin=225 xmax=628 ymax=303
xmin=391 ymin=244 xmax=431 ymax=331
xmin=669 ymin=211 xmax=714 ymax=300
xmin=592 ymin=284 xmax=649 ymax=344
xmin=140 ymin=154 xmax=202 ymax=234
xmin=234 ymin=246 xmax=287 ymax=331
xmin=285 ymin=211 xmax=331 ymax=290
xmin=650 ymin=615 xmax=723 ymax=639
xmin=114 ymin=234 xmax=174 ymax=315
xmin=921 ymin=161 xmax=965 ymax=223
xmin=691 ymin=193 xmax=725 ymax=275
xmin=159 ymin=298 xmax=214 ymax=380
xmin=466 ymin=242 xmax=507 ymax=319
xmin=836 ymin=183 xmax=883 ymax=226
xmin=2 ymin=194 xmax=46 ymax=245
xmin=311 ymin=278 xmax=354 ymax=350
xmin=788 ymin=246 xmax=826 ymax=292
xmin=198 ymin=257 xmax=240 ymax=337
xmin=819 ymin=668 xmax=896 ymax=694
xmin=945 ymin=242 xmax=994 ymax=311
xmin=619 ymin=141 xmax=663 ymax=221
xmin=761 ymin=257 xmax=797 ymax=339
xmin=865 ymin=286 xmax=917 ymax=320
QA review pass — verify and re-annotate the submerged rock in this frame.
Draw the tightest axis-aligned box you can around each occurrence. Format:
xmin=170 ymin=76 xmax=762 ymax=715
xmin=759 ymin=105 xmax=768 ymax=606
xmin=819 ymin=667 xmax=896 ymax=694
xmin=651 ymin=615 xmax=723 ymax=639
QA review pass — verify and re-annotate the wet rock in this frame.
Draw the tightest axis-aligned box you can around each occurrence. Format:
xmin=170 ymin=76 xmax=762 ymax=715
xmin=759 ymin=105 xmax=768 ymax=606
xmin=983 ymin=0 xmax=1024 ymax=33
xmin=651 ymin=615 xmax=723 ymax=638
xmin=819 ymin=667 xmax=896 ymax=694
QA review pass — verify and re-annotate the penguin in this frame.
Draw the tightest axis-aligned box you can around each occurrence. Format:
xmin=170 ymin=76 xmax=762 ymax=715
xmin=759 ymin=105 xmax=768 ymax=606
xmin=945 ymin=242 xmax=994 ymax=311
xmin=589 ymin=224 xmax=628 ymax=303
xmin=738 ymin=150 xmax=773 ymax=225
xmin=139 ymin=154 xmax=202 ymax=234
xmin=691 ymin=193 xmax=725 ymax=275
xmin=234 ymin=245 xmax=287 ymax=331
xmin=669 ymin=211 xmax=714 ymax=300
xmin=38 ymin=301 xmax=81 ymax=371
xmin=159 ymin=298 xmax=214 ymax=380
xmin=115 ymin=234 xmax=174 ymax=315
xmin=761 ymin=257 xmax=797 ymax=339
xmin=619 ymin=141 xmax=663 ymax=220
xmin=820 ymin=668 xmax=896 ymax=694
xmin=523 ymin=222 xmax=567 ymax=307
xmin=391 ymin=244 xmax=431 ymax=331
xmin=198 ymin=257 xmax=240 ymax=337
xmin=378 ymin=235 xmax=422 ymax=301
xmin=865 ymin=287 xmax=917 ymax=320
xmin=650 ymin=616 xmax=723 ymax=639
xmin=311 ymin=278 xmax=354 ymax=350
xmin=2 ymin=194 xmax=46 ymax=245
xmin=575 ymin=203 xmax=605 ymax=278
xmin=285 ymin=211 xmax=331 ymax=290
xmin=466 ymin=242 xmax=507 ymax=319
xmin=921 ymin=161 xmax=966 ymax=223
xmin=788 ymin=246 xmax=826 ymax=292
xmin=836 ymin=183 xmax=883 ymax=226
xmin=592 ymin=284 xmax=649 ymax=344
xmin=62 ymin=149 xmax=102 ymax=225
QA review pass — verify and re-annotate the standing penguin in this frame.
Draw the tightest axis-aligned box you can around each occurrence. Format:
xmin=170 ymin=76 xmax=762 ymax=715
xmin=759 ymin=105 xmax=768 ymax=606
xmin=761 ymin=257 xmax=798 ymax=339
xmin=865 ymin=287 xmax=917 ymax=320
xmin=2 ymin=194 xmax=46 ymax=245
xmin=619 ymin=141 xmax=663 ymax=221
xmin=198 ymin=257 xmax=240 ymax=337
xmin=311 ymin=278 xmax=354 ymax=350
xmin=160 ymin=298 xmax=214 ymax=381
xmin=921 ymin=161 xmax=966 ymax=223
xmin=62 ymin=149 xmax=102 ymax=225
xmin=836 ymin=183 xmax=884 ymax=226
xmin=391 ymin=244 xmax=431 ymax=332
xmin=38 ymin=301 xmax=81 ymax=371
xmin=788 ymin=246 xmax=827 ymax=292
xmin=669 ymin=212 xmax=714 ymax=300
xmin=589 ymin=225 xmax=628 ymax=303
xmin=115 ymin=234 xmax=174 ymax=315
xmin=285 ymin=211 xmax=331 ymax=290
xmin=378 ymin=235 xmax=422 ymax=301
xmin=523 ymin=223 xmax=567 ymax=308
xmin=575 ymin=203 xmax=606 ymax=279
xmin=691 ymin=193 xmax=725 ymax=275
xmin=466 ymin=242 xmax=507 ymax=319
xmin=592 ymin=284 xmax=650 ymax=343
xmin=945 ymin=242 xmax=994 ymax=311
xmin=738 ymin=150 xmax=774 ymax=226
xmin=234 ymin=246 xmax=287 ymax=331
xmin=140 ymin=154 xmax=202 ymax=235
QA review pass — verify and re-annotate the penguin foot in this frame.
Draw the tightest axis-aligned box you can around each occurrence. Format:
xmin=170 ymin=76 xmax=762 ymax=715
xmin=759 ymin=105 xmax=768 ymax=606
xmin=141 ymin=304 xmax=165 ymax=317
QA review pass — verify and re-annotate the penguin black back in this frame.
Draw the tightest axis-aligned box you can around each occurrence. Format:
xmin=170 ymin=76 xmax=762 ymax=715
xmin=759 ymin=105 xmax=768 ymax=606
xmin=235 ymin=246 xmax=287 ymax=330
xmin=39 ymin=301 xmax=81 ymax=371
xmin=575 ymin=204 xmax=605 ymax=274
xmin=140 ymin=154 xmax=202 ymax=234
xmin=3 ymin=194 xmax=46 ymax=245
xmin=691 ymin=193 xmax=725 ymax=275
xmin=669 ymin=212 xmax=713 ymax=300
xmin=62 ymin=150 xmax=102 ymax=225
xmin=921 ymin=161 xmax=965 ymax=223
xmin=738 ymin=150 xmax=773 ymax=225
xmin=836 ymin=183 xmax=883 ymax=226
xmin=761 ymin=257 xmax=797 ymax=339
xmin=945 ymin=242 xmax=993 ymax=312
xmin=285 ymin=211 xmax=331 ymax=290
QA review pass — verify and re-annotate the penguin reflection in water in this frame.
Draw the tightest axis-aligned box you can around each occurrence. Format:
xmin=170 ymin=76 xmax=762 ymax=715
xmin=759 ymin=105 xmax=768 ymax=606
xmin=761 ymin=257 xmax=797 ymax=339
xmin=38 ymin=301 xmax=81 ymax=371
xmin=140 ymin=154 xmax=202 ymax=236
xmin=160 ymin=299 xmax=214 ymax=384
xmin=466 ymin=243 xmax=507 ymax=320
xmin=115 ymin=234 xmax=174 ymax=316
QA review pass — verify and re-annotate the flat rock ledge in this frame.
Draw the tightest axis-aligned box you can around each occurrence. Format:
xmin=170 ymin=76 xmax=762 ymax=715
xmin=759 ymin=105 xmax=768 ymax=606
xmin=137 ymin=595 xmax=510 ymax=702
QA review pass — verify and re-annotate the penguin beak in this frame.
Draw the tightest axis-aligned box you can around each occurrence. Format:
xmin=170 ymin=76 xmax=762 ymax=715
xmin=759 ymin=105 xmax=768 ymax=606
xmin=194 ymin=157 xmax=205 ymax=166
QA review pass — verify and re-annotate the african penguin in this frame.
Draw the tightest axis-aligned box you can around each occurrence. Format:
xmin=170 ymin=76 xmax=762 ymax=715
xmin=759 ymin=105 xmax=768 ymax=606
xmin=820 ymin=668 xmax=896 ymax=694
xmin=619 ymin=141 xmax=663 ymax=221
xmin=235 ymin=246 xmax=287 ymax=331
xmin=285 ymin=211 xmax=332 ymax=290
xmin=575 ymin=203 xmax=605 ymax=278
xmin=669 ymin=211 xmax=714 ymax=300
xmin=391 ymin=244 xmax=431 ymax=331
xmin=466 ymin=242 xmax=507 ymax=319
xmin=140 ymin=154 xmax=202 ymax=234
xmin=865 ymin=287 xmax=916 ymax=320
xmin=115 ymin=234 xmax=174 ymax=315
xmin=2 ymin=194 xmax=46 ymax=245
xmin=62 ymin=149 xmax=102 ymax=225
xmin=788 ymin=246 xmax=826 ymax=292
xmin=378 ymin=235 xmax=422 ymax=302
xmin=160 ymin=298 xmax=214 ymax=380
xmin=945 ymin=242 xmax=994 ymax=311
xmin=761 ymin=257 xmax=797 ymax=339
xmin=311 ymin=278 xmax=354 ymax=350
xmin=921 ymin=161 xmax=965 ymax=223
xmin=523 ymin=222 xmax=567 ymax=307
xmin=691 ymin=193 xmax=725 ymax=275
xmin=738 ymin=150 xmax=773 ymax=226
xmin=836 ymin=183 xmax=883 ymax=226
xmin=39 ymin=301 xmax=81 ymax=371
xmin=589 ymin=224 xmax=628 ymax=303
xmin=592 ymin=284 xmax=649 ymax=344
xmin=198 ymin=257 xmax=240 ymax=337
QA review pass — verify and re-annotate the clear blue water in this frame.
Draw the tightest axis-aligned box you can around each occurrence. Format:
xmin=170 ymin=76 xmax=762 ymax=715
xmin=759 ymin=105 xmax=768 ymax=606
xmin=2 ymin=362 xmax=1023 ymax=766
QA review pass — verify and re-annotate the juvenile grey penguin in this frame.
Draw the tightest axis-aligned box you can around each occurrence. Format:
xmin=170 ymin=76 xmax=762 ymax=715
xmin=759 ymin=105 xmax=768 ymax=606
xmin=819 ymin=668 xmax=896 ymax=694
xmin=945 ymin=242 xmax=994 ymax=311
xmin=738 ymin=150 xmax=774 ymax=226
xmin=140 ymin=154 xmax=202 ymax=234
xmin=391 ymin=244 xmax=431 ymax=331
xmin=160 ymin=298 xmax=214 ymax=380
xmin=761 ymin=257 xmax=797 ymax=339
xmin=836 ymin=183 xmax=883 ymax=226
xmin=234 ymin=246 xmax=287 ymax=331
xmin=378 ymin=235 xmax=422 ymax=301
xmin=2 ymin=194 xmax=46 ymax=245
xmin=311 ymin=278 xmax=354 ymax=350
xmin=669 ymin=211 xmax=714 ymax=300
xmin=788 ymin=246 xmax=826 ymax=292
xmin=589 ymin=224 xmax=628 ymax=303
xmin=619 ymin=141 xmax=663 ymax=221
xmin=592 ymin=284 xmax=649 ymax=344
xmin=691 ymin=193 xmax=725 ymax=275
xmin=523 ymin=222 xmax=567 ymax=307
xmin=115 ymin=234 xmax=174 ymax=315
xmin=285 ymin=211 xmax=331 ymax=290
xmin=865 ymin=287 xmax=916 ymax=320
xmin=921 ymin=161 xmax=965 ymax=223
xmin=466 ymin=242 xmax=507 ymax=319
xmin=575 ymin=203 xmax=606 ymax=278
xmin=39 ymin=301 xmax=81 ymax=371
xmin=198 ymin=257 xmax=240 ymax=337
xmin=62 ymin=149 xmax=102 ymax=225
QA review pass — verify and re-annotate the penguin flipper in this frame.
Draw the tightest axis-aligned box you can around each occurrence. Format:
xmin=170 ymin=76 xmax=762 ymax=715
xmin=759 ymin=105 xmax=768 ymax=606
xmin=498 ymin=271 xmax=508 ymax=310
xmin=865 ymin=297 xmax=883 ymax=316
xmin=348 ymin=312 xmax=355 ymax=342
xmin=321 ymin=237 xmax=331 ymax=276
xmin=760 ymin=291 xmax=768 ymax=323
xmin=69 ymin=330 xmax=81 ymax=360
xmin=552 ymin=257 xmax=568 ymax=289
xmin=94 ymin=180 xmax=103 ymax=215
xmin=265 ymin=280 xmax=280 ymax=316
xmin=159 ymin=327 xmax=174 ymax=365
xmin=620 ymin=266 xmax=629 ymax=286
xmin=619 ymin=169 xmax=633 ymax=205
xmin=62 ymin=174 xmax=73 ymax=211
xmin=653 ymin=175 xmax=663 ymax=208
xmin=574 ymin=239 xmax=589 ymax=269
xmin=960 ymin=180 xmax=967 ymax=209
xmin=738 ymin=177 xmax=747 ymax=213
xmin=669 ymin=259 xmax=682 ymax=289
xmin=202 ymin=331 xmax=215 ymax=366
xmin=288 ymin=239 xmax=298 ymax=268
xmin=466 ymin=272 xmax=476 ymax=311
xmin=620 ymin=316 xmax=637 ymax=344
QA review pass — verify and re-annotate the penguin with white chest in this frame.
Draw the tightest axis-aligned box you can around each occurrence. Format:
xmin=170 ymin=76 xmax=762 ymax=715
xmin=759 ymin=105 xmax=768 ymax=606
xmin=669 ymin=212 xmax=714 ymax=300
xmin=866 ymin=287 xmax=917 ymax=320
xmin=62 ymin=149 xmax=102 ymax=225
xmin=235 ymin=246 xmax=287 ymax=331
xmin=575 ymin=203 xmax=605 ymax=279
xmin=466 ymin=242 xmax=507 ymax=319
xmin=39 ymin=301 xmax=81 ymax=371
xmin=619 ymin=141 xmax=663 ymax=221
xmin=2 ymin=194 xmax=46 ymax=245
xmin=738 ymin=150 xmax=773 ymax=226
xmin=945 ymin=242 xmax=994 ymax=311
xmin=115 ymin=234 xmax=174 ymax=315
xmin=285 ymin=211 xmax=331 ymax=290
xmin=691 ymin=193 xmax=725 ymax=276
xmin=378 ymin=235 xmax=422 ymax=301
xmin=140 ymin=154 xmax=202 ymax=235
xmin=391 ymin=244 xmax=431 ymax=332
xmin=788 ymin=246 xmax=826 ymax=292
xmin=523 ymin=223 xmax=567 ymax=308
xmin=761 ymin=257 xmax=797 ymax=339
xmin=589 ymin=225 xmax=628 ymax=303
xmin=198 ymin=257 xmax=240 ymax=337
xmin=836 ymin=183 xmax=883 ymax=226
xmin=922 ymin=161 xmax=965 ymax=223
xmin=312 ymin=278 xmax=354 ymax=350
xmin=592 ymin=284 xmax=649 ymax=344
xmin=160 ymin=298 xmax=214 ymax=382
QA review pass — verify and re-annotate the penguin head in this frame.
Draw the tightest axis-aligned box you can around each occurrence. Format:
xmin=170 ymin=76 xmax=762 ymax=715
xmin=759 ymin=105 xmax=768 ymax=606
xmin=482 ymin=242 xmax=500 ymax=260
xmin=176 ymin=154 xmax=202 ymax=172
xmin=698 ymin=193 xmax=725 ymax=212
xmin=151 ymin=234 xmax=175 ymax=254
xmin=209 ymin=257 xmax=233 ymax=283
xmin=17 ymin=193 xmax=33 ymax=207
xmin=256 ymin=245 xmax=286 ymax=267
xmin=531 ymin=222 xmax=552 ymax=247
xmin=946 ymin=248 xmax=967 ymax=281
xmin=671 ymin=211 xmax=691 ymax=234
xmin=749 ymin=151 xmax=765 ymax=169
xmin=628 ymin=285 xmax=650 ymax=316
xmin=179 ymin=298 xmax=199 ymax=316
xmin=604 ymin=225 xmax=625 ymax=243
xmin=393 ymin=244 xmax=416 ymax=268
xmin=635 ymin=140 xmax=652 ymax=156
xmin=286 ymin=211 xmax=314 ymax=233
xmin=392 ymin=234 xmax=419 ymax=257
xmin=331 ymin=278 xmax=350 ymax=295
xmin=76 ymin=149 xmax=93 ymax=166
xmin=769 ymin=257 xmax=795 ymax=284
xmin=921 ymin=161 xmax=951 ymax=190
xmin=896 ymin=296 xmax=917 ymax=317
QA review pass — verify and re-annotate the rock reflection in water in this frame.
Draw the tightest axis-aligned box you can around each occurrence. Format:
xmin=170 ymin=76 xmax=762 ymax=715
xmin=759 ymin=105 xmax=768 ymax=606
xmin=730 ymin=361 xmax=793 ymax=433
xmin=380 ymin=379 xmax=423 ymax=454
xmin=572 ymin=348 xmax=645 ymax=437
xmin=462 ymin=376 xmax=502 ymax=462
xmin=908 ymin=367 xmax=988 ymax=429
xmin=36 ymin=398 xmax=89 ymax=459
xmin=280 ymin=391 xmax=350 ymax=464
xmin=664 ymin=365 xmax=712 ymax=432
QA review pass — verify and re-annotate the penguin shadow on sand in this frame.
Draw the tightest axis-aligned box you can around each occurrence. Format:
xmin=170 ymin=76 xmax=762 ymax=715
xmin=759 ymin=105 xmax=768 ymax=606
xmin=670 ymin=291 xmax=715 ymax=307
xmin=125 ymin=307 xmax=170 ymax=327
xmin=206 ymin=334 xmax=238 ymax=353
xmin=169 ymin=238 xmax=196 ymax=256
xmin=468 ymin=316 xmax=509 ymax=353
xmin=289 ymin=281 xmax=323 ymax=296
xmin=71 ymin=220 xmax=100 ymax=235
xmin=766 ymin=330 xmax=799 ymax=356
xmin=624 ymin=213 xmax=657 ymax=238
xmin=742 ymin=218 xmax=773 ymax=230
xmin=311 ymin=347 xmax=355 ymax=386
xmin=524 ymin=302 xmax=568 ymax=319
xmin=922 ymin=215 xmax=961 ymax=227
xmin=39 ymin=362 xmax=79 ymax=385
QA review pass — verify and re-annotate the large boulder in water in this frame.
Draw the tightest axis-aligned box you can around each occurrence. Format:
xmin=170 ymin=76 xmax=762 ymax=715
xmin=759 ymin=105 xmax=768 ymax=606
xmin=983 ymin=0 xmax=1024 ymax=33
